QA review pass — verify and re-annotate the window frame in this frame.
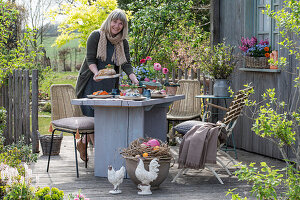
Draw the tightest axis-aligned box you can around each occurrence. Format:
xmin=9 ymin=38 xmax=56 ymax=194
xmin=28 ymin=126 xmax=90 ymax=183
xmin=254 ymin=0 xmax=280 ymax=50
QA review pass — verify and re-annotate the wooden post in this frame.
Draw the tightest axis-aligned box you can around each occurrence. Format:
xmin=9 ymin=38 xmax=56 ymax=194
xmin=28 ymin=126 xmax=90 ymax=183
xmin=178 ymin=68 xmax=183 ymax=80
xmin=18 ymin=70 xmax=23 ymax=141
xmin=31 ymin=70 xmax=39 ymax=153
xmin=191 ymin=69 xmax=195 ymax=80
xmin=24 ymin=70 xmax=30 ymax=145
xmin=210 ymin=0 xmax=220 ymax=47
xmin=8 ymin=72 xmax=13 ymax=145
xmin=13 ymin=70 xmax=17 ymax=142
xmin=184 ymin=68 xmax=188 ymax=80
xmin=172 ymin=68 xmax=176 ymax=83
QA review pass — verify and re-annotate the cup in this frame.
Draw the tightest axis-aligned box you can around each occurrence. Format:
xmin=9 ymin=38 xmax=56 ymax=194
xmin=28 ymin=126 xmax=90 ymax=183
xmin=143 ymin=89 xmax=151 ymax=100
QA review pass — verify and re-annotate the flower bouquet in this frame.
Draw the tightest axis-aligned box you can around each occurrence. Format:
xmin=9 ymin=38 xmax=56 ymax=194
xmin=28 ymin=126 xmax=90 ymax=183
xmin=134 ymin=57 xmax=169 ymax=89
xmin=239 ymin=37 xmax=272 ymax=69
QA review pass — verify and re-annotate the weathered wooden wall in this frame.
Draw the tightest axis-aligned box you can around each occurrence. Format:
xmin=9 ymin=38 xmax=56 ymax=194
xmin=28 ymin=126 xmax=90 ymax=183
xmin=0 ymin=69 xmax=39 ymax=153
xmin=214 ymin=0 xmax=298 ymax=159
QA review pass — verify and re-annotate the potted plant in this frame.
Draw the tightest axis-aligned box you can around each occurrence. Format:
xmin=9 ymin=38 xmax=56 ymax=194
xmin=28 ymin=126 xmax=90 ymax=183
xmin=199 ymin=42 xmax=238 ymax=96
xmin=164 ymin=81 xmax=180 ymax=96
xmin=239 ymin=36 xmax=272 ymax=69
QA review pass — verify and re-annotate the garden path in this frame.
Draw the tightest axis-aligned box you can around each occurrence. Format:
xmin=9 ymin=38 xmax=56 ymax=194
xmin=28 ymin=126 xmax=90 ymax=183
xmin=30 ymin=136 xmax=285 ymax=200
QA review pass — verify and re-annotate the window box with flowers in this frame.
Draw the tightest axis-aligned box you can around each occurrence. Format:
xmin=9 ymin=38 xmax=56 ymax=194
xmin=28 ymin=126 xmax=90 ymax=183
xmin=239 ymin=37 xmax=272 ymax=69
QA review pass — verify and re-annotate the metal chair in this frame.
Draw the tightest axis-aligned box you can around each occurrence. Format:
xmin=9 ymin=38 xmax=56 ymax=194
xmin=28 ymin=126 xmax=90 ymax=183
xmin=172 ymin=87 xmax=253 ymax=184
xmin=47 ymin=84 xmax=94 ymax=178
xmin=167 ymin=79 xmax=202 ymax=141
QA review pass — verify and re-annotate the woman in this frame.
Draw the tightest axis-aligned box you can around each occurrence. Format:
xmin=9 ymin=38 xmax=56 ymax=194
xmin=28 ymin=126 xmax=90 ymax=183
xmin=75 ymin=9 xmax=139 ymax=161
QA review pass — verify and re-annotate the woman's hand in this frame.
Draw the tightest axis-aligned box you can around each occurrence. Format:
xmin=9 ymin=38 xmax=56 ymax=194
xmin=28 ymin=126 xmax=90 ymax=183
xmin=129 ymin=73 xmax=139 ymax=85
xmin=89 ymin=64 xmax=102 ymax=82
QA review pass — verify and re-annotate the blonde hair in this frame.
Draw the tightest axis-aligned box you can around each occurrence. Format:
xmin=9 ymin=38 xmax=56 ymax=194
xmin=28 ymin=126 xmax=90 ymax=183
xmin=100 ymin=9 xmax=128 ymax=40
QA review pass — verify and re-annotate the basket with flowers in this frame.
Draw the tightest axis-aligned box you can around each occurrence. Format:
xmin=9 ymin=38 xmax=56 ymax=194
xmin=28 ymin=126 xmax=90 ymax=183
xmin=239 ymin=37 xmax=272 ymax=69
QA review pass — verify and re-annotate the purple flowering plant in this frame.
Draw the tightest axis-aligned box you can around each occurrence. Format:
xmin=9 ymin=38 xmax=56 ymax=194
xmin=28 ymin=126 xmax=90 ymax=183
xmin=239 ymin=37 xmax=272 ymax=57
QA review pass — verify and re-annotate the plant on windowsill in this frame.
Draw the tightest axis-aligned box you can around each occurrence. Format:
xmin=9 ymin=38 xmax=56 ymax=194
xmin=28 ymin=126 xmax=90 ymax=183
xmin=239 ymin=36 xmax=272 ymax=69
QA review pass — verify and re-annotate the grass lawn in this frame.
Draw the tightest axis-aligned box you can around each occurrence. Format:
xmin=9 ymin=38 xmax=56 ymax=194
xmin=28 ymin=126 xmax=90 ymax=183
xmin=42 ymin=36 xmax=85 ymax=71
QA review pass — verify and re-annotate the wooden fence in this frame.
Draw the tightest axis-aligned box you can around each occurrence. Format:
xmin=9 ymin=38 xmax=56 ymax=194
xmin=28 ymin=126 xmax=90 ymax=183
xmin=0 ymin=69 xmax=39 ymax=153
xmin=164 ymin=68 xmax=212 ymax=94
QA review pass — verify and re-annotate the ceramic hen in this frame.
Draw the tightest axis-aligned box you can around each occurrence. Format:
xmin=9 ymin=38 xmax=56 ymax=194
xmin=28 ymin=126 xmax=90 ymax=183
xmin=135 ymin=158 xmax=160 ymax=195
xmin=107 ymin=165 xmax=125 ymax=194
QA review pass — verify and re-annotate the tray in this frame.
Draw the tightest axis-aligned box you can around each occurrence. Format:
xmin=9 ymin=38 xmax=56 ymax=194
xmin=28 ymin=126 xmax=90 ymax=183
xmin=87 ymin=95 xmax=113 ymax=99
xmin=119 ymin=96 xmax=146 ymax=101
xmin=95 ymin=74 xmax=121 ymax=80
xmin=151 ymin=93 xmax=167 ymax=98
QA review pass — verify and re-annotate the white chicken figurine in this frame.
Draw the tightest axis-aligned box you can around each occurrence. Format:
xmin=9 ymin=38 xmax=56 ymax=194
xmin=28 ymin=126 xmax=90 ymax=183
xmin=135 ymin=158 xmax=160 ymax=195
xmin=107 ymin=165 xmax=125 ymax=194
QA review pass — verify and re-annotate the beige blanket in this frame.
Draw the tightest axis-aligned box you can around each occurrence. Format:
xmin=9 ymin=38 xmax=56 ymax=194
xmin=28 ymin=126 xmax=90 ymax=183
xmin=178 ymin=122 xmax=226 ymax=169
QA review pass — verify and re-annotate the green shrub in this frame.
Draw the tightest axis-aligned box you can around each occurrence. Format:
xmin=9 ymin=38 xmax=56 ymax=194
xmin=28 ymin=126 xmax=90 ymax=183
xmin=35 ymin=187 xmax=64 ymax=200
xmin=3 ymin=182 xmax=35 ymax=200
xmin=41 ymin=102 xmax=51 ymax=113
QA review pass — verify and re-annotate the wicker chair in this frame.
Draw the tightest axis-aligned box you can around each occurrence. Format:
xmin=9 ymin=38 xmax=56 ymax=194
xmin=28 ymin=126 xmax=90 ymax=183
xmin=167 ymin=79 xmax=202 ymax=141
xmin=47 ymin=84 xmax=94 ymax=178
xmin=172 ymin=87 xmax=253 ymax=184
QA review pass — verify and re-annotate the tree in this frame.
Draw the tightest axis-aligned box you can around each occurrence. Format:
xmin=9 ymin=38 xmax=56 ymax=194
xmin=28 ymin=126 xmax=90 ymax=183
xmin=47 ymin=0 xmax=119 ymax=48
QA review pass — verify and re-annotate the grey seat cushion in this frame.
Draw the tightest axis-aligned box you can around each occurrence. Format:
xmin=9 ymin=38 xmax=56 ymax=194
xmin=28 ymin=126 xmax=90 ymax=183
xmin=52 ymin=117 xmax=94 ymax=130
xmin=173 ymin=120 xmax=206 ymax=135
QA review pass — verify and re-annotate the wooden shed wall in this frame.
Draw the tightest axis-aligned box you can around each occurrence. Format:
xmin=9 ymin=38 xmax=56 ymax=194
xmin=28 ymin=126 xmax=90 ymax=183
xmin=216 ymin=0 xmax=298 ymax=159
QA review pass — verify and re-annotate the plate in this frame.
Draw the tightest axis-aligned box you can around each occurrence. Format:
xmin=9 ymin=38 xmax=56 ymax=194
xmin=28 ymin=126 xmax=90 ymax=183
xmin=95 ymin=74 xmax=121 ymax=80
xmin=119 ymin=96 xmax=146 ymax=101
xmin=87 ymin=95 xmax=113 ymax=99
xmin=151 ymin=93 xmax=167 ymax=98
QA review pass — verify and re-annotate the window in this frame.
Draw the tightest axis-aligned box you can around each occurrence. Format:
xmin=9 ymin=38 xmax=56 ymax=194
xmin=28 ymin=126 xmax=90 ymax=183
xmin=255 ymin=0 xmax=280 ymax=50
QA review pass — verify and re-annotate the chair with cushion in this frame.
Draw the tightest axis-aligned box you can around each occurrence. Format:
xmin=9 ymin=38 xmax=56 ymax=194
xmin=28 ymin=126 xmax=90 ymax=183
xmin=167 ymin=79 xmax=202 ymax=141
xmin=47 ymin=84 xmax=94 ymax=178
xmin=172 ymin=87 xmax=253 ymax=184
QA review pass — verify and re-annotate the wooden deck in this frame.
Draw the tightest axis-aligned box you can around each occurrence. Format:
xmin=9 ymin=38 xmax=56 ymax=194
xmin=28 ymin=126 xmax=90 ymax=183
xmin=30 ymin=136 xmax=285 ymax=200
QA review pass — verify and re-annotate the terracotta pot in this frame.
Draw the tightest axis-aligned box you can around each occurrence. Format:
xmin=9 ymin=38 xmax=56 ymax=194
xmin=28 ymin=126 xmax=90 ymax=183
xmin=124 ymin=157 xmax=171 ymax=189
xmin=166 ymin=86 xmax=177 ymax=96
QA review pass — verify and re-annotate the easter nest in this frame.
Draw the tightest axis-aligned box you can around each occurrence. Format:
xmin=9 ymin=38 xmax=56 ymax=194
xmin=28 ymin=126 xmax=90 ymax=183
xmin=120 ymin=137 xmax=172 ymax=160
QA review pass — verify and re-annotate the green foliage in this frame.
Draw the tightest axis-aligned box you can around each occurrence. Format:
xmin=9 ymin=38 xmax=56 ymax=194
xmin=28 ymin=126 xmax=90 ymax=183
xmin=0 ymin=1 xmax=51 ymax=86
xmin=231 ymin=162 xmax=299 ymax=200
xmin=198 ymin=42 xmax=237 ymax=79
xmin=252 ymin=89 xmax=298 ymax=147
xmin=0 ymin=107 xmax=6 ymax=134
xmin=35 ymin=187 xmax=64 ymax=200
xmin=226 ymin=189 xmax=247 ymax=200
xmin=4 ymin=182 xmax=36 ymax=200
xmin=2 ymin=139 xmax=38 ymax=164
xmin=234 ymin=162 xmax=283 ymax=200
xmin=47 ymin=0 xmax=119 ymax=48
xmin=128 ymin=0 xmax=194 ymax=67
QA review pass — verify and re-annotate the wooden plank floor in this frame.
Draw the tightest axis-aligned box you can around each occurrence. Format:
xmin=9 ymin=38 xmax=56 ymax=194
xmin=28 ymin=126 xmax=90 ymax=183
xmin=30 ymin=136 xmax=285 ymax=200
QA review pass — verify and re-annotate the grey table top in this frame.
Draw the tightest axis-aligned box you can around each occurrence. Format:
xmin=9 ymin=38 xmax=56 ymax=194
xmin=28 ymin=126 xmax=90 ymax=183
xmin=71 ymin=95 xmax=185 ymax=107
xmin=195 ymin=95 xmax=233 ymax=99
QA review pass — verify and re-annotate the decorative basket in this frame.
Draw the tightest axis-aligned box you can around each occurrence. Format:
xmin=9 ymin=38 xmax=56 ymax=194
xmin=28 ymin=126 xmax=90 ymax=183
xmin=244 ymin=56 xmax=269 ymax=69
xmin=40 ymin=133 xmax=63 ymax=156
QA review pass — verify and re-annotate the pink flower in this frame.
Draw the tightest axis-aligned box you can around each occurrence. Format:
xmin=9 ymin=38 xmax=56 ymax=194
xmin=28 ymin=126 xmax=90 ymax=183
xmin=153 ymin=63 xmax=161 ymax=71
xmin=152 ymin=79 xmax=157 ymax=83
xmin=146 ymin=56 xmax=152 ymax=60
xmin=162 ymin=68 xmax=169 ymax=74
xmin=74 ymin=198 xmax=79 ymax=200
xmin=140 ymin=59 xmax=146 ymax=64
xmin=144 ymin=77 xmax=150 ymax=82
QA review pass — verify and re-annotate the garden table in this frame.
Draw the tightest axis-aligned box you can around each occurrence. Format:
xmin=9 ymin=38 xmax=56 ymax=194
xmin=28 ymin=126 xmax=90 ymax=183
xmin=71 ymin=95 xmax=185 ymax=177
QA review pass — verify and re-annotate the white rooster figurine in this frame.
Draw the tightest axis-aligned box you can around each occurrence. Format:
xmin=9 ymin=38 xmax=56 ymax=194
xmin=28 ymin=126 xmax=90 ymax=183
xmin=135 ymin=158 xmax=160 ymax=195
xmin=107 ymin=165 xmax=125 ymax=194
